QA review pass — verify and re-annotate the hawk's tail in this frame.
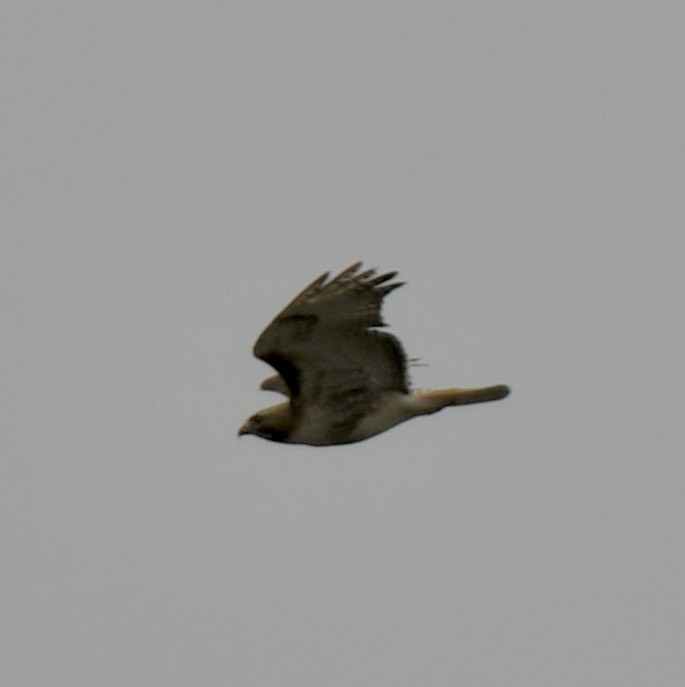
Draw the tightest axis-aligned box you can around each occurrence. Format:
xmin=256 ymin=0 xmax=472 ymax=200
xmin=442 ymin=384 xmax=510 ymax=405
xmin=413 ymin=385 xmax=510 ymax=414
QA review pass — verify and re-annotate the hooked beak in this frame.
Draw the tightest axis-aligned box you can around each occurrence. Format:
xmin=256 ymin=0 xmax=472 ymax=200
xmin=238 ymin=422 xmax=251 ymax=438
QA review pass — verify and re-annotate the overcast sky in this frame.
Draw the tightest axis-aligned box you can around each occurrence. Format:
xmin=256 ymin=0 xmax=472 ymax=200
xmin=3 ymin=2 xmax=684 ymax=685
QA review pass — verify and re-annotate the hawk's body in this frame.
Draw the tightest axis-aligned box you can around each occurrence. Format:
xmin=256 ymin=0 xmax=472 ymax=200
xmin=239 ymin=263 xmax=509 ymax=445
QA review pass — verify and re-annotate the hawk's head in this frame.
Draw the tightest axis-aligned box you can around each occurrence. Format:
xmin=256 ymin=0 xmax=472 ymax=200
xmin=238 ymin=402 xmax=292 ymax=443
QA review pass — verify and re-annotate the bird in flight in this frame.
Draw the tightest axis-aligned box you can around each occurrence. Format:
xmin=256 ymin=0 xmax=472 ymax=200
xmin=239 ymin=262 xmax=509 ymax=445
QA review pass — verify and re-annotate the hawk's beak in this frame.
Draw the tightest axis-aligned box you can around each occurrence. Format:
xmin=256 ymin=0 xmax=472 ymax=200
xmin=238 ymin=422 xmax=251 ymax=437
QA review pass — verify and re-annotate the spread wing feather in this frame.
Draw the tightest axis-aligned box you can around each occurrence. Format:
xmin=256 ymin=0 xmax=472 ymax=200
xmin=253 ymin=263 xmax=408 ymax=431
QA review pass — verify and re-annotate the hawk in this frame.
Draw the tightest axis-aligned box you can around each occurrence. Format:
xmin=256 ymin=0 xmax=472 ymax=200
xmin=239 ymin=262 xmax=509 ymax=445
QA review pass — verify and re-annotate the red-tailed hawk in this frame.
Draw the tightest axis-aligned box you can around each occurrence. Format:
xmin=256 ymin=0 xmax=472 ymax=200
xmin=239 ymin=262 xmax=509 ymax=445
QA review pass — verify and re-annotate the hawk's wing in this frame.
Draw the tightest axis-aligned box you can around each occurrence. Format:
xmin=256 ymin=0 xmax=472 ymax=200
xmin=253 ymin=262 xmax=408 ymax=430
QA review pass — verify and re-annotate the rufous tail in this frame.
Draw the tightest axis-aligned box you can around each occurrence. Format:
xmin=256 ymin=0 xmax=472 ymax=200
xmin=443 ymin=384 xmax=510 ymax=405
xmin=416 ymin=385 xmax=510 ymax=414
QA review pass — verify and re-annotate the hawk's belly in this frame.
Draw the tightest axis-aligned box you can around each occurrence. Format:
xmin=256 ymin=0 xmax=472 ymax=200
xmin=346 ymin=392 xmax=421 ymax=443
xmin=286 ymin=392 xmax=424 ymax=446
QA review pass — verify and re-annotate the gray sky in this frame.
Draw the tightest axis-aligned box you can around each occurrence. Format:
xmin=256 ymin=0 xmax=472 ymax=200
xmin=3 ymin=2 xmax=684 ymax=685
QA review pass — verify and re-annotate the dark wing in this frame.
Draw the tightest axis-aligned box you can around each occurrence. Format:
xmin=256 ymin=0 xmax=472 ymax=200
xmin=253 ymin=262 xmax=408 ymax=429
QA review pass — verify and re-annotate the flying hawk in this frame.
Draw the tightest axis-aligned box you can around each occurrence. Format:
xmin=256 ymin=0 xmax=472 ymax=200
xmin=239 ymin=262 xmax=509 ymax=445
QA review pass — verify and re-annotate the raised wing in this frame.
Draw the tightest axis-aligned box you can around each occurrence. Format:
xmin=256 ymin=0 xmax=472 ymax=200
xmin=253 ymin=263 xmax=409 ymax=428
xmin=265 ymin=262 xmax=403 ymax=329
